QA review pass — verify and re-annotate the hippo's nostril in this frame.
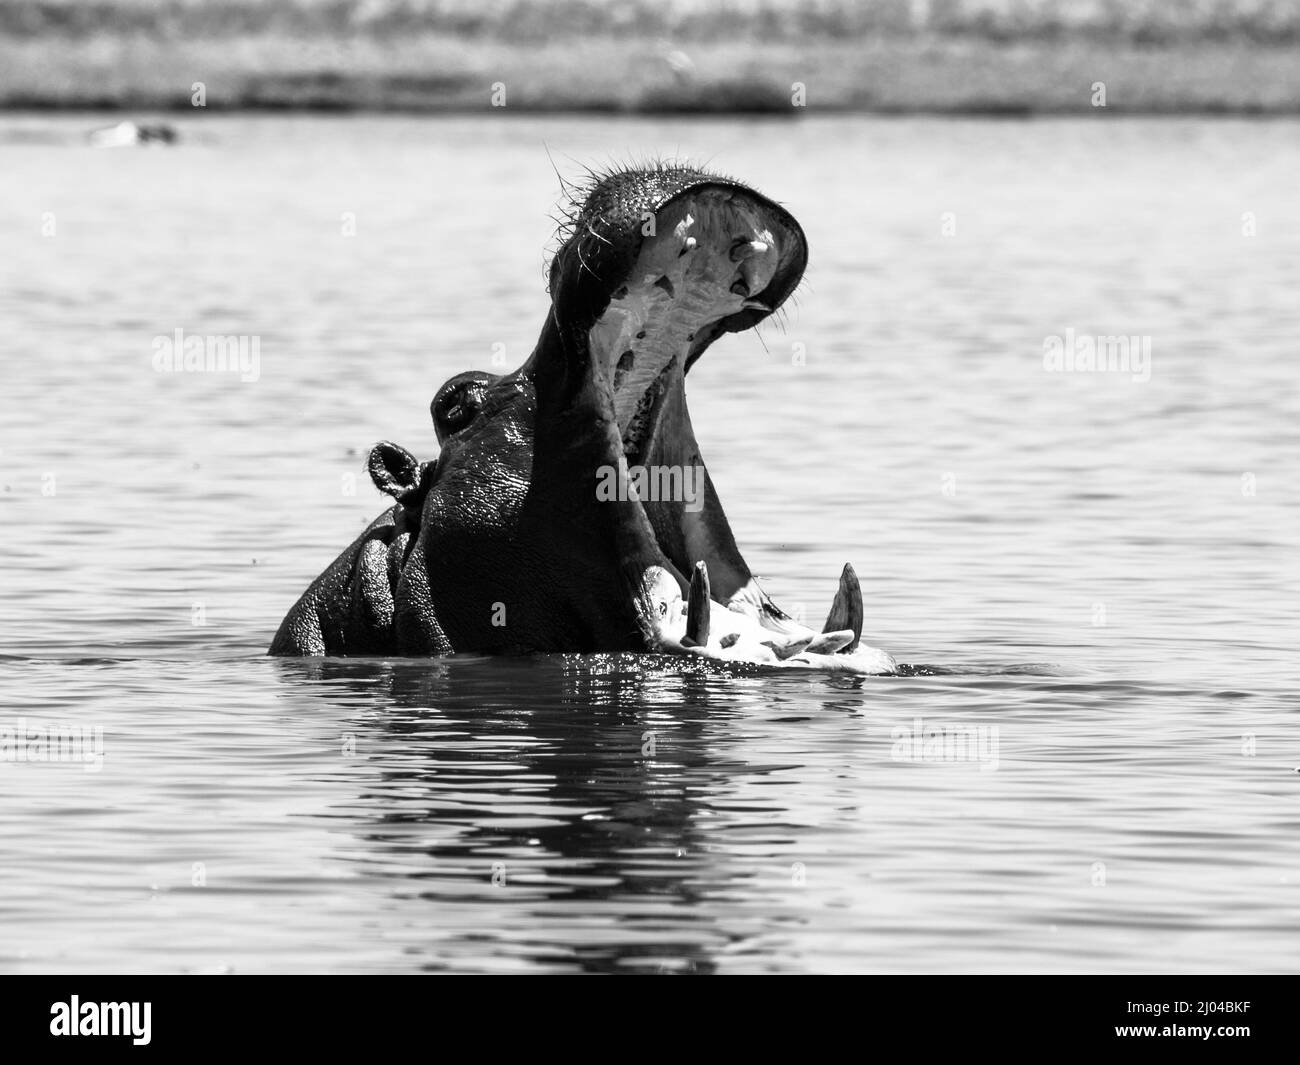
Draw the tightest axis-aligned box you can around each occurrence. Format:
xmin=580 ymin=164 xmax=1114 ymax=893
xmin=653 ymin=276 xmax=675 ymax=298
xmin=730 ymin=280 xmax=748 ymax=296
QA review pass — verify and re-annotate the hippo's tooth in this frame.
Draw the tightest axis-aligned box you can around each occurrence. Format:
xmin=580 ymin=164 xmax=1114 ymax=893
xmin=760 ymin=633 xmax=815 ymax=660
xmin=823 ymin=563 xmax=863 ymax=652
xmin=686 ymin=561 xmax=710 ymax=647
xmin=679 ymin=236 xmax=697 ymax=256
xmin=804 ymin=629 xmax=854 ymax=655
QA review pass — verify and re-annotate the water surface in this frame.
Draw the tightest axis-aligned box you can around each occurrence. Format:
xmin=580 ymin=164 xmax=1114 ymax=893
xmin=1 ymin=114 xmax=1296 ymax=972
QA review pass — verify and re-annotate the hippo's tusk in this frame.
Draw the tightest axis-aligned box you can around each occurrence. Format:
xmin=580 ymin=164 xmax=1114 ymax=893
xmin=823 ymin=563 xmax=863 ymax=652
xmin=685 ymin=561 xmax=710 ymax=647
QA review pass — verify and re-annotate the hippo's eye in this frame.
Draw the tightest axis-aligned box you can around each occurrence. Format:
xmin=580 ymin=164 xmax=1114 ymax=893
xmin=432 ymin=386 xmax=480 ymax=442
xmin=441 ymin=397 xmax=474 ymax=432
xmin=431 ymin=373 xmax=499 ymax=444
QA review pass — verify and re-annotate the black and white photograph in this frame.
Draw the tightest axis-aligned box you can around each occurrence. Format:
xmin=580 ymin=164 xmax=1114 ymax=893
xmin=0 ymin=0 xmax=1296 ymax=1015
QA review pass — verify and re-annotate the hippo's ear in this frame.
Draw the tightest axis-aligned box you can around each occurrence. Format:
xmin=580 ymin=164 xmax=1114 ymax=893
xmin=368 ymin=441 xmax=420 ymax=500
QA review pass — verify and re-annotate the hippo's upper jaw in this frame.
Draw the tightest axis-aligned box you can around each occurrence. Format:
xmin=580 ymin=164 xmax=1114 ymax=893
xmin=270 ymin=162 xmax=898 ymax=674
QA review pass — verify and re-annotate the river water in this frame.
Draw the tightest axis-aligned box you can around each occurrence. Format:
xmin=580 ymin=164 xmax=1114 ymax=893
xmin=1 ymin=113 xmax=1296 ymax=973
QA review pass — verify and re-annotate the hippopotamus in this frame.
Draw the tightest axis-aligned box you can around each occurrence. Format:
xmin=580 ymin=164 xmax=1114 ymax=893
xmin=270 ymin=162 xmax=897 ymax=674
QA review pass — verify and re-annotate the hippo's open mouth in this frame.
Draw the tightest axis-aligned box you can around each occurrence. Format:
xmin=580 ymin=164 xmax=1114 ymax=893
xmin=591 ymin=187 xmax=793 ymax=460
xmin=542 ymin=171 xmax=892 ymax=669
xmin=270 ymin=161 xmax=897 ymax=673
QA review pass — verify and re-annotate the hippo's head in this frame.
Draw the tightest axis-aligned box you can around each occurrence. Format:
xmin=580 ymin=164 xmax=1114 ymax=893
xmin=272 ymin=162 xmax=895 ymax=672
xmin=432 ymin=164 xmax=806 ymax=461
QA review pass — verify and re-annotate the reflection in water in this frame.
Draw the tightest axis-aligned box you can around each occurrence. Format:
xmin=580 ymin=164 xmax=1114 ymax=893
xmin=276 ymin=657 xmax=799 ymax=973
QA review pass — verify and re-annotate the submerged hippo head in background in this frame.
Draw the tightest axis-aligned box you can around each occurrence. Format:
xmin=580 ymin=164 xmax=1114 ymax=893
xmin=270 ymin=162 xmax=897 ymax=673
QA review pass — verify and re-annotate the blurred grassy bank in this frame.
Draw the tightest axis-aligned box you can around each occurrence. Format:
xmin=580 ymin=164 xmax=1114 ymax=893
xmin=4 ymin=0 xmax=1300 ymax=114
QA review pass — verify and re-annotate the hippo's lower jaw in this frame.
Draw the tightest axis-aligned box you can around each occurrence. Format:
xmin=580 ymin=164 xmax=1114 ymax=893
xmin=270 ymin=162 xmax=899 ymax=674
xmin=588 ymin=187 xmax=898 ymax=674
xmin=637 ymin=564 xmax=899 ymax=675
